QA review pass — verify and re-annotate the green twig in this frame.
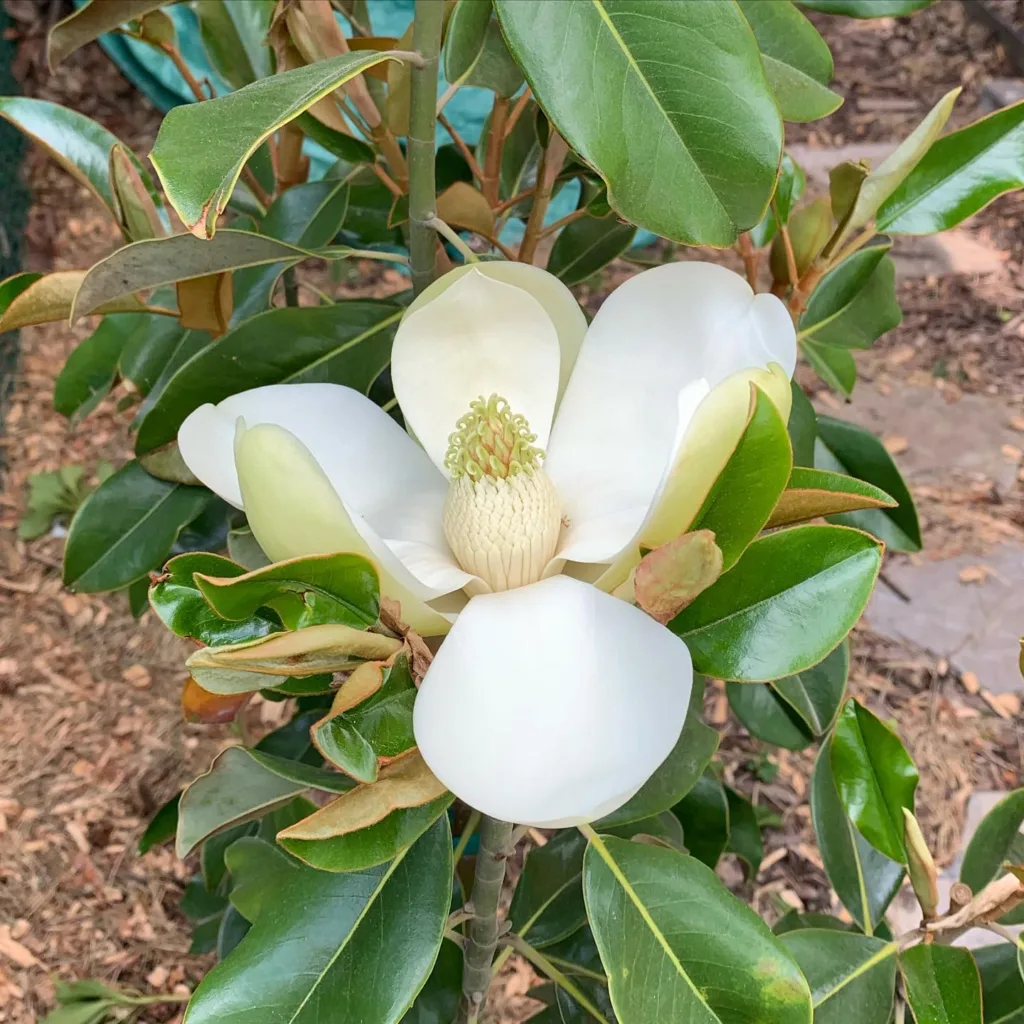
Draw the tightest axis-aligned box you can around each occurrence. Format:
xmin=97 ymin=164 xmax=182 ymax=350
xmin=428 ymin=217 xmax=480 ymax=264
xmin=453 ymin=809 xmax=482 ymax=866
xmin=503 ymin=934 xmax=608 ymax=1023
xmin=407 ymin=0 xmax=445 ymax=295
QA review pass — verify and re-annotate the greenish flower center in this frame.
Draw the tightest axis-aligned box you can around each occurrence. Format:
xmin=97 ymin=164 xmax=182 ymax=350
xmin=444 ymin=394 xmax=544 ymax=480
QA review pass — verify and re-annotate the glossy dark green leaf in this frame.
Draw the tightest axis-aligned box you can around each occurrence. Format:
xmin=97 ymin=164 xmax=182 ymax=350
xmin=193 ymin=551 xmax=379 ymax=630
xmin=782 ymin=930 xmax=897 ymax=1024
xmin=134 ymin=301 xmax=401 ymax=453
xmin=53 ymin=316 xmax=129 ymax=423
xmin=187 ymin=817 xmax=452 ymax=1024
xmin=878 ymin=101 xmax=1024 ymax=235
xmin=831 ymin=699 xmax=919 ymax=863
xmin=137 ymin=791 xmax=180 ymax=855
xmin=402 ymin=938 xmax=463 ymax=1024
xmin=116 ymin=309 xmax=195 ymax=397
xmin=606 ymin=811 xmax=686 ymax=851
xmin=194 ymin=0 xmax=275 ymax=90
xmin=727 ymin=680 xmax=815 ymax=750
xmin=180 ymin=876 xmax=228 ymax=925
xmin=149 ymin=551 xmax=278 ymax=647
xmin=151 ymin=51 xmax=398 ymax=236
xmin=280 ymin=792 xmax=454 ymax=873
xmin=202 ymin=822 xmax=253 ymax=894
xmin=801 ymin=337 xmax=857 ymax=397
xmin=494 ymin=0 xmax=782 ymax=246
xmin=510 ymin=829 xmax=588 ymax=948
xmin=0 ymin=98 xmax=161 ymax=224
xmin=801 ymin=243 xmax=891 ymax=337
xmin=216 ymin=904 xmax=251 ymax=961
xmin=176 ymin=746 xmax=352 ymax=858
xmin=795 ymin=0 xmax=934 ymax=17
xmin=960 ymin=789 xmax=1024 ymax=895
xmin=670 ymin=525 xmax=882 ymax=682
xmin=976 ymin=942 xmax=1024 ymax=1023
xmin=737 ymin=0 xmax=842 ymax=122
xmin=63 ymin=461 xmax=213 ymax=593
xmin=596 ymin=677 xmax=718 ymax=827
xmin=773 ymin=911 xmax=854 ymax=936
xmin=0 ymin=271 xmax=42 ymax=313
xmin=583 ymin=836 xmax=812 ymax=1023
xmin=812 ymin=738 xmax=904 ymax=931
xmin=691 ymin=385 xmax=793 ymax=570
xmin=724 ymin=787 xmax=764 ymax=877
xmin=546 ymin=214 xmax=637 ymax=287
xmin=768 ymin=468 xmax=896 ymax=530
xmin=815 ymin=414 xmax=922 ymax=552
xmin=788 ymin=379 xmax=817 ymax=468
xmin=773 ymin=640 xmax=850 ymax=736
xmin=672 ymin=769 xmax=730 ymax=869
xmin=900 ymin=944 xmax=983 ymax=1024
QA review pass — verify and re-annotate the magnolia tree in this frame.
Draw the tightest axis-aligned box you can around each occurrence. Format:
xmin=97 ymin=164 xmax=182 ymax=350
xmin=6 ymin=0 xmax=1024 ymax=1021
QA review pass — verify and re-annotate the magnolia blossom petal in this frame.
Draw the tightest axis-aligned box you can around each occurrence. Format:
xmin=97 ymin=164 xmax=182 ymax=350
xmin=413 ymin=575 xmax=692 ymax=826
xmin=392 ymin=268 xmax=562 ymax=474
xmin=234 ymin=422 xmax=467 ymax=636
xmin=405 ymin=261 xmax=588 ymax=402
xmin=546 ymin=262 xmax=796 ymax=564
xmin=178 ymin=383 xmax=449 ymax=553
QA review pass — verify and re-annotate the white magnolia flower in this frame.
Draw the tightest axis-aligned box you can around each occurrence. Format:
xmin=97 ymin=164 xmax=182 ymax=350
xmin=178 ymin=261 xmax=796 ymax=827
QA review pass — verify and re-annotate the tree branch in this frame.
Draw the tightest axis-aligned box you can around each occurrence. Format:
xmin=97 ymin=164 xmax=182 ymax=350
xmin=518 ymin=131 xmax=568 ymax=264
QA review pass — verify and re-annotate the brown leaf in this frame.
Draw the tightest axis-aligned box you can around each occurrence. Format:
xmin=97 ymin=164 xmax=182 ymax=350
xmin=176 ymin=273 xmax=233 ymax=336
xmin=181 ymin=677 xmax=249 ymax=724
xmin=328 ymin=660 xmax=385 ymax=715
xmin=634 ymin=530 xmax=724 ymax=625
xmin=436 ymin=181 xmax=496 ymax=237
xmin=109 ymin=143 xmax=164 ymax=241
xmin=277 ymin=750 xmax=447 ymax=841
xmin=767 ymin=486 xmax=894 ymax=529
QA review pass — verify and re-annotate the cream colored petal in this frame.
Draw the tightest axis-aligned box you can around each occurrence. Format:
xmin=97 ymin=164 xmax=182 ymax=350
xmin=234 ymin=422 xmax=470 ymax=637
xmin=413 ymin=575 xmax=692 ymax=826
xmin=391 ymin=268 xmax=562 ymax=474
xmin=546 ymin=261 xmax=796 ymax=565
xmin=405 ymin=260 xmax=587 ymax=402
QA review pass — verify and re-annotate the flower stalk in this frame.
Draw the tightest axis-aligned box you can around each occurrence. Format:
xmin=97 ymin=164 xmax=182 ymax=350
xmin=459 ymin=815 xmax=514 ymax=1024
xmin=407 ymin=0 xmax=445 ymax=295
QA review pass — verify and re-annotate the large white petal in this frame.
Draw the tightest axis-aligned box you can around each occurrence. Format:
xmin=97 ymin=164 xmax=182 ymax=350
xmin=178 ymin=383 xmax=449 ymax=552
xmin=391 ymin=268 xmax=561 ymax=475
xmin=233 ymin=422 xmax=468 ymax=636
xmin=405 ymin=261 xmax=588 ymax=401
xmin=413 ymin=575 xmax=692 ymax=826
xmin=546 ymin=262 xmax=796 ymax=564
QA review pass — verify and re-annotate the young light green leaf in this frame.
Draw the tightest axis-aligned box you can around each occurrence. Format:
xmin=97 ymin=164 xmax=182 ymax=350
xmin=802 ymin=255 xmax=901 ymax=350
xmin=494 ymin=0 xmax=783 ymax=245
xmin=47 ymin=0 xmax=167 ymax=69
xmin=800 ymin=243 xmax=892 ymax=338
xmin=151 ymin=51 xmax=401 ymax=237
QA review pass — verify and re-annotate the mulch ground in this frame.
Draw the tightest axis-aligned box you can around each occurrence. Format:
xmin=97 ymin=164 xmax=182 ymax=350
xmin=1 ymin=2 xmax=1023 ymax=1021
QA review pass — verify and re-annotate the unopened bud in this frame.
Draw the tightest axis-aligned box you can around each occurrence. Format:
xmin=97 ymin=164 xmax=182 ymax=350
xmin=903 ymin=808 xmax=939 ymax=920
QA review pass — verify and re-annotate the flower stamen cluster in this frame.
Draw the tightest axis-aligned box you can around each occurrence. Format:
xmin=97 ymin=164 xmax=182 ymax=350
xmin=444 ymin=394 xmax=544 ymax=480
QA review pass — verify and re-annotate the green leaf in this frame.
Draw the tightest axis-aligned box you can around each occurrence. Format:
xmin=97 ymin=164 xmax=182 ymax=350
xmin=795 ymin=0 xmax=934 ymax=16
xmin=494 ymin=0 xmax=783 ymax=246
xmin=831 ymin=699 xmax=919 ymax=863
xmin=811 ymin=255 xmax=902 ymax=352
xmin=63 ymin=461 xmax=213 ymax=593
xmin=194 ymin=0 xmax=275 ymax=91
xmin=279 ymin=793 xmax=454 ymax=873
xmin=546 ymin=213 xmax=637 ymax=286
xmin=724 ymin=787 xmax=764 ymax=877
xmin=149 ymin=551 xmax=278 ymax=646
xmin=47 ymin=0 xmax=166 ymax=68
xmin=768 ymin=467 xmax=896 ymax=529
xmin=750 ymin=154 xmax=806 ymax=248
xmin=137 ymin=791 xmax=180 ymax=855
xmin=690 ymin=385 xmax=793 ymax=570
xmin=0 ymin=271 xmax=42 ymax=313
xmin=19 ymin=465 xmax=92 ymax=540
xmin=727 ymin=680 xmax=815 ymax=750
xmin=70 ymin=229 xmax=352 ymax=320
xmin=582 ymin=835 xmax=812 ymax=1023
xmin=596 ymin=677 xmax=719 ymax=827
xmin=773 ymin=639 xmax=850 ymax=736
xmin=771 ymin=197 xmax=832 ymax=285
xmin=801 ymin=243 xmax=891 ymax=338
xmin=840 ymin=87 xmax=959 ymax=239
xmin=151 ymin=51 xmax=399 ymax=236
xmin=900 ymin=944 xmax=983 ymax=1024
xmin=53 ymin=317 xmax=129 ymax=423
xmin=672 ymin=769 xmax=730 ymax=869
xmin=186 ymin=817 xmax=452 ymax=1024
xmin=815 ymin=415 xmax=922 ymax=552
xmin=193 ymin=551 xmax=380 ymax=630
xmin=788 ymin=380 xmax=817 ymax=468
xmin=402 ymin=938 xmax=463 ymax=1024
xmin=772 ymin=912 xmax=854 ymax=936
xmin=134 ymin=301 xmax=402 ymax=453
xmin=975 ymin=943 xmax=1024 ymax=1023
xmin=878 ymin=101 xmax=1024 ymax=235
xmin=445 ymin=0 xmax=523 ymax=97
xmin=801 ymin=337 xmax=857 ymax=397
xmin=781 ymin=930 xmax=897 ymax=1024
xmin=176 ymin=745 xmax=352 ymax=858
xmin=0 ymin=271 xmax=154 ymax=332
xmin=0 ymin=98 xmax=161 ymax=224
xmin=510 ymin=829 xmax=588 ymax=948
xmin=811 ymin=738 xmax=904 ymax=932
xmin=737 ymin=0 xmax=842 ymax=122
xmin=670 ymin=525 xmax=882 ymax=682
xmin=960 ymin=789 xmax=1024 ymax=895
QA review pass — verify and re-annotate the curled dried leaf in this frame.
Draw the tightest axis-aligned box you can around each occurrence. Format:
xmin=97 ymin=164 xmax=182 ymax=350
xmin=181 ymin=676 xmax=249 ymax=724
